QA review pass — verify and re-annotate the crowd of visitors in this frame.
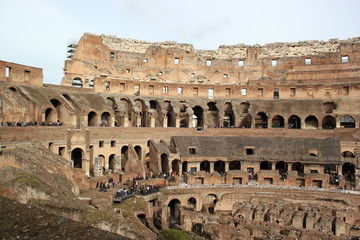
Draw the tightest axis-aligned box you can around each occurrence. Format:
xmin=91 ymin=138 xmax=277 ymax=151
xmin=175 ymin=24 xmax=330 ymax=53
xmin=0 ymin=121 xmax=63 ymax=127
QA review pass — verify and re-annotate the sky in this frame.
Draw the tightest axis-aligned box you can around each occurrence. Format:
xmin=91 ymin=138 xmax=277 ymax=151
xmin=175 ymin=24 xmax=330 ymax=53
xmin=0 ymin=0 xmax=359 ymax=84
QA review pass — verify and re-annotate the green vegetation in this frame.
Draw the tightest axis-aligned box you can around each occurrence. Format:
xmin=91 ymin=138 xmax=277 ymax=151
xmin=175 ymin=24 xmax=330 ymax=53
xmin=113 ymin=197 xmax=147 ymax=213
xmin=158 ymin=229 xmax=202 ymax=240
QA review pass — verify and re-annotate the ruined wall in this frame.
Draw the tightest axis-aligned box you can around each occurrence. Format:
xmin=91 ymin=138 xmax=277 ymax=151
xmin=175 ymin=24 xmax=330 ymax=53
xmin=0 ymin=61 xmax=43 ymax=87
xmin=62 ymin=33 xmax=360 ymax=101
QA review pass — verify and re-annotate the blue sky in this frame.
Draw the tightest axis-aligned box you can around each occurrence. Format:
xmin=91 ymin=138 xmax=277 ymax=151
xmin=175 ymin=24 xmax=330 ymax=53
xmin=0 ymin=0 xmax=359 ymax=84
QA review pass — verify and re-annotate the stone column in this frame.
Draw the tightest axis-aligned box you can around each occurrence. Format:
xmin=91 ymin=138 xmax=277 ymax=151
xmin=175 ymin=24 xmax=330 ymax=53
xmin=83 ymin=158 xmax=90 ymax=176
xmin=136 ymin=116 xmax=142 ymax=127
xmin=175 ymin=117 xmax=181 ymax=128
xmin=150 ymin=116 xmax=156 ymax=127
xmin=114 ymin=155 xmax=122 ymax=173
xmin=163 ymin=117 xmax=168 ymax=128
xmin=225 ymin=161 xmax=229 ymax=172
xmin=124 ymin=116 xmax=129 ymax=127
xmin=94 ymin=157 xmax=103 ymax=177
xmin=210 ymin=162 xmax=215 ymax=174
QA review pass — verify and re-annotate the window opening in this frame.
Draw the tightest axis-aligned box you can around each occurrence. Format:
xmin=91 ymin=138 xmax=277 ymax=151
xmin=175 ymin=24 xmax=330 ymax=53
xmin=119 ymin=83 xmax=125 ymax=92
xmin=99 ymin=141 xmax=104 ymax=147
xmin=223 ymin=74 xmax=228 ymax=78
xmin=241 ymin=88 xmax=247 ymax=96
xmin=162 ymin=86 xmax=168 ymax=94
xmin=174 ymin=58 xmax=180 ymax=64
xmin=239 ymin=60 xmax=244 ymax=67
xmin=109 ymin=52 xmax=115 ymax=59
xmin=342 ymin=56 xmax=348 ymax=63
xmin=177 ymin=87 xmax=183 ymax=95
xmin=272 ymin=59 xmax=277 ymax=67
xmin=305 ymin=58 xmax=311 ymax=65
xmin=206 ymin=59 xmax=212 ymax=67
xmin=290 ymin=88 xmax=296 ymax=96
xmin=226 ymin=88 xmax=231 ymax=96
xmin=5 ymin=67 xmax=11 ymax=77
xmin=149 ymin=85 xmax=154 ymax=94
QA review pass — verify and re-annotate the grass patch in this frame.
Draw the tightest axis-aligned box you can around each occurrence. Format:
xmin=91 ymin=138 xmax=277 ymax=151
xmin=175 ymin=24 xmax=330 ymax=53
xmin=158 ymin=229 xmax=202 ymax=240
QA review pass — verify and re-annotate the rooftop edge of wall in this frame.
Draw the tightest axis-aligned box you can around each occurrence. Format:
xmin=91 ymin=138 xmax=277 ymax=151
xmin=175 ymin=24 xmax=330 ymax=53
xmin=82 ymin=33 xmax=360 ymax=59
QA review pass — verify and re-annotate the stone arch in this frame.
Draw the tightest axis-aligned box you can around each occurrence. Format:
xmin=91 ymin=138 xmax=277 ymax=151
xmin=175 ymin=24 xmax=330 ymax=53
xmin=291 ymin=162 xmax=304 ymax=175
xmin=101 ymin=112 xmax=111 ymax=127
xmin=192 ymin=106 xmax=204 ymax=127
xmin=182 ymin=161 xmax=188 ymax=173
xmin=203 ymin=194 xmax=218 ymax=214
xmin=9 ymin=86 xmax=17 ymax=92
xmin=134 ymin=145 xmax=142 ymax=160
xmin=121 ymin=146 xmax=129 ymax=171
xmin=171 ymin=159 xmax=180 ymax=174
xmin=161 ymin=153 xmax=169 ymax=173
xmin=50 ymin=99 xmax=62 ymax=122
xmin=342 ymin=151 xmax=355 ymax=158
xmin=71 ymin=148 xmax=84 ymax=168
xmin=275 ymin=161 xmax=288 ymax=174
xmin=149 ymin=99 xmax=162 ymax=127
xmin=98 ymin=154 xmax=105 ymax=168
xmin=272 ymin=115 xmax=284 ymax=128
xmin=260 ymin=161 xmax=272 ymax=170
xmin=206 ymin=102 xmax=219 ymax=128
xmin=45 ymin=108 xmax=55 ymax=123
xmin=255 ymin=112 xmax=268 ymax=128
xmin=200 ymin=160 xmax=210 ymax=172
xmin=214 ymin=160 xmax=225 ymax=173
xmin=187 ymin=197 xmax=197 ymax=210
xmin=88 ymin=111 xmax=97 ymax=126
xmin=135 ymin=99 xmax=148 ymax=127
xmin=271 ymin=115 xmax=285 ymax=128
xmin=322 ymin=116 xmax=336 ymax=129
xmin=168 ymin=199 xmax=181 ymax=227
xmin=224 ymin=102 xmax=235 ymax=127
xmin=109 ymin=154 xmax=116 ymax=171
xmin=288 ymin=115 xmax=301 ymax=129
xmin=72 ymin=77 xmax=83 ymax=88
xmin=340 ymin=115 xmax=355 ymax=128
xmin=305 ymin=115 xmax=318 ymax=129
xmin=229 ymin=160 xmax=241 ymax=170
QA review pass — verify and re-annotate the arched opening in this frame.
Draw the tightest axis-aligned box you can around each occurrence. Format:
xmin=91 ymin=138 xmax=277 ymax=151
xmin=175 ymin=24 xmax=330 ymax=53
xmin=322 ymin=116 xmax=336 ymax=129
xmin=168 ymin=199 xmax=181 ymax=227
xmin=200 ymin=161 xmax=210 ymax=172
xmin=255 ymin=112 xmax=268 ymax=128
xmin=207 ymin=102 xmax=219 ymax=128
xmin=149 ymin=100 xmax=157 ymax=110
xmin=88 ymin=111 xmax=97 ymax=126
xmin=342 ymin=151 xmax=355 ymax=158
xmin=291 ymin=162 xmax=304 ymax=176
xmin=137 ymin=214 xmax=149 ymax=228
xmin=260 ymin=161 xmax=272 ymax=170
xmin=275 ymin=161 xmax=288 ymax=174
xmin=135 ymin=99 xmax=147 ymax=127
xmin=192 ymin=106 xmax=204 ymax=127
xmin=229 ymin=160 xmax=241 ymax=170
xmin=134 ymin=145 xmax=142 ymax=160
xmin=71 ymin=148 xmax=83 ymax=168
xmin=97 ymin=154 xmax=105 ymax=169
xmin=121 ymin=146 xmax=129 ymax=171
xmin=224 ymin=102 xmax=235 ymax=127
xmin=72 ymin=77 xmax=83 ymax=88
xmin=171 ymin=159 xmax=180 ymax=174
xmin=288 ymin=115 xmax=301 ymax=129
xmin=164 ymin=101 xmax=175 ymax=127
xmin=182 ymin=161 xmax=188 ymax=173
xmin=45 ymin=108 xmax=55 ymax=123
xmin=109 ymin=154 xmax=116 ymax=171
xmin=340 ymin=115 xmax=355 ymax=128
xmin=342 ymin=163 xmax=355 ymax=182
xmin=120 ymin=98 xmax=132 ymax=126
xmin=161 ymin=153 xmax=169 ymax=173
xmin=50 ymin=99 xmax=61 ymax=122
xmin=214 ymin=160 xmax=225 ymax=173
xmin=272 ymin=115 xmax=284 ymax=128
xmin=305 ymin=115 xmax=318 ymax=129
xmin=187 ymin=197 xmax=197 ymax=210
xmin=101 ymin=112 xmax=111 ymax=127
xmin=204 ymin=194 xmax=217 ymax=214
xmin=324 ymin=164 xmax=337 ymax=173
xmin=9 ymin=87 xmax=17 ymax=92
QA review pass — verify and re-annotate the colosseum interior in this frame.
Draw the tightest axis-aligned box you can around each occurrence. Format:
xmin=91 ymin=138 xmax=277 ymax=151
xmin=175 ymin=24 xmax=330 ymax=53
xmin=0 ymin=33 xmax=360 ymax=239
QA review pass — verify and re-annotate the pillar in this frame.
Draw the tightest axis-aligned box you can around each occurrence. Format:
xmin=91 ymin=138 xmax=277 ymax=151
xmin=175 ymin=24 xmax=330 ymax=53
xmin=83 ymin=158 xmax=90 ymax=176
xmin=124 ymin=116 xmax=129 ymax=127
xmin=225 ymin=161 xmax=229 ymax=172
xmin=114 ymin=155 xmax=122 ymax=173
xmin=136 ymin=116 xmax=142 ymax=127
xmin=163 ymin=117 xmax=168 ymax=128
xmin=94 ymin=157 xmax=103 ymax=177
xmin=175 ymin=117 xmax=181 ymax=128
xmin=150 ymin=116 xmax=156 ymax=127
xmin=210 ymin=162 xmax=215 ymax=174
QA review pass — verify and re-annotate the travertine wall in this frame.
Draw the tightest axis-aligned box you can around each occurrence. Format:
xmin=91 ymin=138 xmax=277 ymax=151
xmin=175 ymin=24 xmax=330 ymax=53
xmin=0 ymin=60 xmax=43 ymax=87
